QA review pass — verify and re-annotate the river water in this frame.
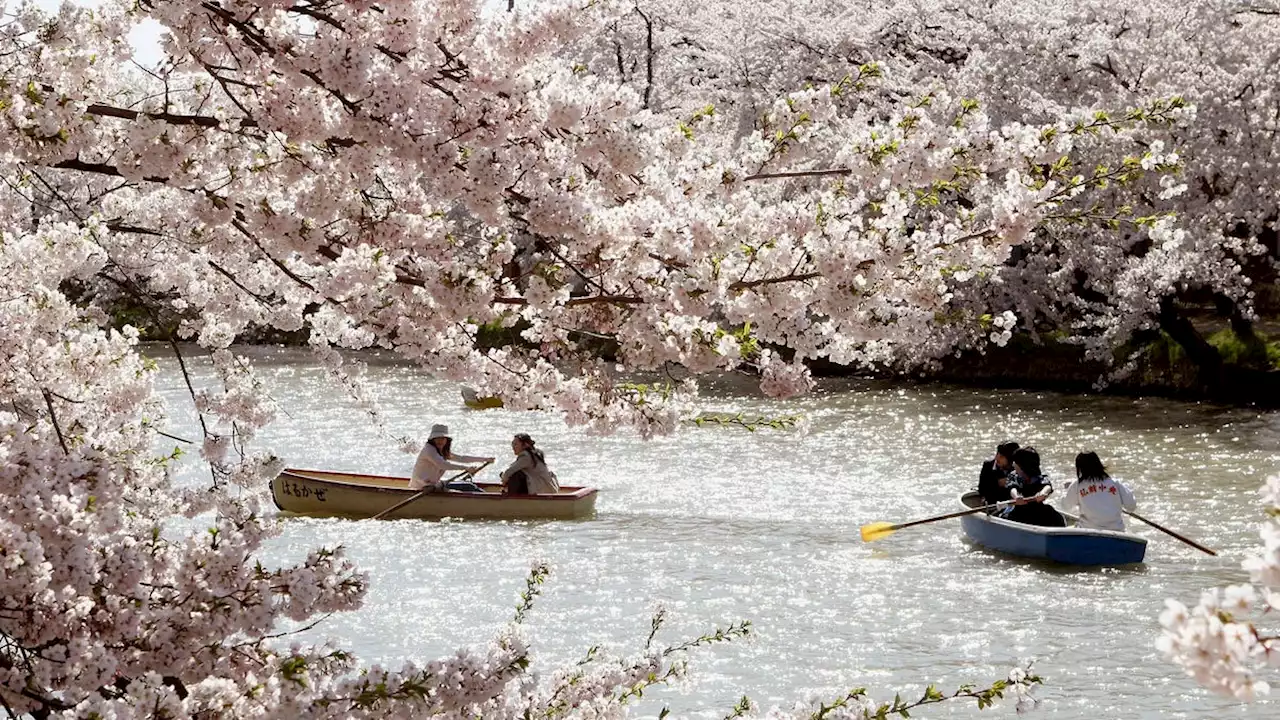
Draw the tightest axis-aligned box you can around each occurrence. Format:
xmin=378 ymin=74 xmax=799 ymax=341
xmin=153 ymin=345 xmax=1280 ymax=718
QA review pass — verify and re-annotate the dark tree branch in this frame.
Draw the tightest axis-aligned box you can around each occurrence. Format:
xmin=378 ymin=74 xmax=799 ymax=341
xmin=1159 ymin=297 xmax=1222 ymax=385
xmin=744 ymin=167 xmax=852 ymax=181
xmin=40 ymin=388 xmax=69 ymax=455
xmin=730 ymin=271 xmax=822 ymax=291
xmin=86 ymin=102 xmax=225 ymax=129
xmin=50 ymin=158 xmax=172 ymax=184
xmin=492 ymin=294 xmax=644 ymax=306
xmin=156 ymin=429 xmax=194 ymax=444
xmin=207 ymin=260 xmax=277 ymax=306
xmin=534 ymin=237 xmax=611 ymax=295
xmin=614 ymin=37 xmax=628 ymax=80
xmin=241 ymin=228 xmax=319 ymax=294
xmin=633 ymin=5 xmax=656 ymax=108
xmin=647 ymin=252 xmax=688 ymax=269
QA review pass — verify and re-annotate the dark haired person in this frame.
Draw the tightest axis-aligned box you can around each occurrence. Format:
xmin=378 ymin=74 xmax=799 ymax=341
xmin=1004 ymin=446 xmax=1066 ymax=527
xmin=1059 ymin=452 xmax=1137 ymax=531
xmin=409 ymin=424 xmax=493 ymax=491
xmin=500 ymin=433 xmax=560 ymax=495
xmin=978 ymin=441 xmax=1020 ymax=505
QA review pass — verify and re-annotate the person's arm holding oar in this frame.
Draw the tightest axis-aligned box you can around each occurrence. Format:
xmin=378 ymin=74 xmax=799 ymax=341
xmin=408 ymin=424 xmax=491 ymax=491
xmin=1058 ymin=479 xmax=1081 ymax=517
xmin=449 ymin=450 xmax=496 ymax=466
xmin=1011 ymin=480 xmax=1052 ymax=505
xmin=375 ymin=460 xmax=493 ymax=520
xmin=409 ymin=440 xmax=475 ymax=490
xmin=1119 ymin=480 xmax=1137 ymax=516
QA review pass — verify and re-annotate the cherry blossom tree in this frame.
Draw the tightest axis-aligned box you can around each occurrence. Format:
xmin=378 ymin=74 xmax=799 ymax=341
xmin=0 ymin=0 xmax=1204 ymax=716
xmin=601 ymin=0 xmax=1279 ymax=381
xmin=917 ymin=0 xmax=1279 ymax=379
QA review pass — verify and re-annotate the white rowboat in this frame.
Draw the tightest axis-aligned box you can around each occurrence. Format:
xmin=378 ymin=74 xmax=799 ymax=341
xmin=271 ymin=468 xmax=597 ymax=520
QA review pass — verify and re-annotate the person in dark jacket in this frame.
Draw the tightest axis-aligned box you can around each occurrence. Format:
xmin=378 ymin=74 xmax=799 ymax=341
xmin=1004 ymin=446 xmax=1066 ymax=527
xmin=978 ymin=441 xmax=1020 ymax=505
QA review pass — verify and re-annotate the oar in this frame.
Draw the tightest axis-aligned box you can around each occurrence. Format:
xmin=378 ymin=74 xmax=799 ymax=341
xmin=1123 ymin=510 xmax=1217 ymax=556
xmin=371 ymin=460 xmax=493 ymax=521
xmin=860 ymin=500 xmax=1012 ymax=542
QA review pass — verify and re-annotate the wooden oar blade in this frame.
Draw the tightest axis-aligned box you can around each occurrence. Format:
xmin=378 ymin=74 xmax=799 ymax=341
xmin=860 ymin=522 xmax=897 ymax=542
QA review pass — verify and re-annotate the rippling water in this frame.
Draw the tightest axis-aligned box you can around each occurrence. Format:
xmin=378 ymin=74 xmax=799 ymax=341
xmin=153 ymin=346 xmax=1280 ymax=718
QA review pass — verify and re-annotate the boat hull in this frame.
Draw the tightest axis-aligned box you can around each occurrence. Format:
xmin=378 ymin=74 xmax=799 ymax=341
xmin=464 ymin=396 xmax=504 ymax=410
xmin=958 ymin=492 xmax=1146 ymax=566
xmin=272 ymin=468 xmax=597 ymax=521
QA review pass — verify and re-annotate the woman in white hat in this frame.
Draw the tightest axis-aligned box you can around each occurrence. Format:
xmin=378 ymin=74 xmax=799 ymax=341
xmin=409 ymin=424 xmax=494 ymax=491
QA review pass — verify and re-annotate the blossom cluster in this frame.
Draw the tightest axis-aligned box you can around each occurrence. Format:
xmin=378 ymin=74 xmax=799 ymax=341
xmin=1158 ymin=475 xmax=1280 ymax=701
xmin=597 ymin=0 xmax=1276 ymax=366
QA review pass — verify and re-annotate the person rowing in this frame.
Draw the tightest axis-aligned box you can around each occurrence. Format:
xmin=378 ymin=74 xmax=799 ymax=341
xmin=410 ymin=424 xmax=494 ymax=492
xmin=1059 ymin=451 xmax=1137 ymax=531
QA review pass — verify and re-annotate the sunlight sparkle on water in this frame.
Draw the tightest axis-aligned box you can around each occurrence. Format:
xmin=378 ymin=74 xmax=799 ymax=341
xmin=155 ymin=346 xmax=1279 ymax=718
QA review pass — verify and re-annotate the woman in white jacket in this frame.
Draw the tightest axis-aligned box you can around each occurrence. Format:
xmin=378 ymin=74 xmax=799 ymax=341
xmin=410 ymin=424 xmax=493 ymax=491
xmin=1059 ymin=452 xmax=1137 ymax=531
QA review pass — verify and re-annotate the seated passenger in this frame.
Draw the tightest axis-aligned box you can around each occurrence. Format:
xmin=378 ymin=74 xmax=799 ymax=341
xmin=501 ymin=433 xmax=560 ymax=495
xmin=1004 ymin=447 xmax=1066 ymax=527
xmin=1059 ymin=451 xmax=1137 ymax=531
xmin=978 ymin=441 xmax=1020 ymax=506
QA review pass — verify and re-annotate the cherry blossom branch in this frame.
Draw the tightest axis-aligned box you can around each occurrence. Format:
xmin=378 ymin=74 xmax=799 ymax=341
xmin=83 ymin=102 xmax=229 ymax=130
xmin=39 ymin=389 xmax=69 ymax=455
xmin=206 ymin=260 xmax=277 ymax=306
xmin=49 ymin=158 xmax=171 ymax=185
xmin=492 ymin=294 xmax=645 ymax=306
xmin=154 ymin=429 xmax=194 ymax=444
xmin=633 ymin=5 xmax=656 ymax=108
xmin=743 ymin=167 xmax=853 ymax=181
xmin=730 ymin=271 xmax=822 ymax=291
xmin=535 ymin=236 xmax=613 ymax=295
xmin=99 ymin=264 xmax=220 ymax=481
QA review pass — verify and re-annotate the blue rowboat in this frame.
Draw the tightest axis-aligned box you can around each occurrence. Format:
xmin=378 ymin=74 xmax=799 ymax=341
xmin=959 ymin=491 xmax=1147 ymax=566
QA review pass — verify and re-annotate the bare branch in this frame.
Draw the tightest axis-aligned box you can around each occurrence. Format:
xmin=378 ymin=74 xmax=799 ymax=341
xmin=729 ymin=272 xmax=822 ymax=291
xmin=744 ymin=167 xmax=852 ymax=181
xmin=492 ymin=294 xmax=644 ymax=306
xmin=40 ymin=388 xmax=69 ymax=455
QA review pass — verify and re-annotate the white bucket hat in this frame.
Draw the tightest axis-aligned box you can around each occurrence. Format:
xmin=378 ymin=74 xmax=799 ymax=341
xmin=428 ymin=424 xmax=450 ymax=441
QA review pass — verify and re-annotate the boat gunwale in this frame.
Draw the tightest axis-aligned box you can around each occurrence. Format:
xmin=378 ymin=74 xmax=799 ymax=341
xmin=959 ymin=491 xmax=1147 ymax=545
xmin=278 ymin=468 xmax=597 ymax=501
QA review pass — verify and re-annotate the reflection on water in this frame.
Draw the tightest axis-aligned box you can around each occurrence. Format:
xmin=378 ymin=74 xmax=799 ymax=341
xmin=153 ymin=346 xmax=1280 ymax=718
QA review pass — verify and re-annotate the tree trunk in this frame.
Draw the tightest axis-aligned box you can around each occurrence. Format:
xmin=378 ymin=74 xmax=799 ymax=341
xmin=1158 ymin=297 xmax=1223 ymax=388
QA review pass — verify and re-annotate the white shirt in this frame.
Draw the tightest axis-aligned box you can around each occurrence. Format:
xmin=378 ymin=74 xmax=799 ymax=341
xmin=1058 ymin=477 xmax=1137 ymax=532
xmin=410 ymin=444 xmax=486 ymax=490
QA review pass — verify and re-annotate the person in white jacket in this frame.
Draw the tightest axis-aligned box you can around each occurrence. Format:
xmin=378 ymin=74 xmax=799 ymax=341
xmin=1058 ymin=452 xmax=1137 ymax=531
xmin=410 ymin=424 xmax=493 ymax=491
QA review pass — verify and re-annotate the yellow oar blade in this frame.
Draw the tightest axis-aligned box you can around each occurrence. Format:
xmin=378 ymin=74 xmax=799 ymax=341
xmin=860 ymin=522 xmax=897 ymax=542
